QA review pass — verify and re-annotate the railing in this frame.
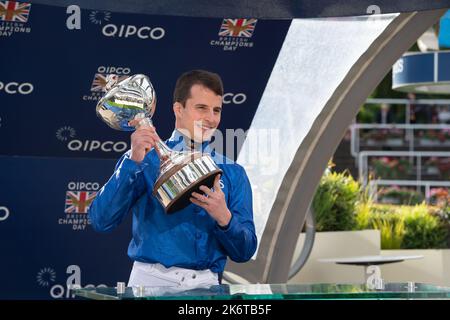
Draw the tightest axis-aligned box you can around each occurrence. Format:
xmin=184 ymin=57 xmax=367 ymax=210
xmin=350 ymin=99 xmax=450 ymax=205
xmin=358 ymin=150 xmax=450 ymax=187
xmin=350 ymin=123 xmax=450 ymax=157
xmin=350 ymin=98 xmax=450 ymax=158
xmin=369 ymin=179 xmax=450 ymax=204
xmin=365 ymin=98 xmax=450 ymax=123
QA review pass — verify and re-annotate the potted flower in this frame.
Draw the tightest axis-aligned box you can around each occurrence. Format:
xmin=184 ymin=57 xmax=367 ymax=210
xmin=371 ymin=157 xmax=411 ymax=179
xmin=362 ymin=129 xmax=388 ymax=146
xmin=436 ymin=129 xmax=450 ymax=144
xmin=385 ymin=128 xmax=405 ymax=146
xmin=437 ymin=158 xmax=450 ymax=180
xmin=417 ymin=129 xmax=450 ymax=146
xmin=377 ymin=186 xmax=424 ymax=205
xmin=424 ymin=157 xmax=440 ymax=175
xmin=429 ymin=187 xmax=450 ymax=207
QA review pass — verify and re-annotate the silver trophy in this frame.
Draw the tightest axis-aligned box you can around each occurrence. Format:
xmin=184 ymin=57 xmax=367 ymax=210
xmin=96 ymin=74 xmax=222 ymax=213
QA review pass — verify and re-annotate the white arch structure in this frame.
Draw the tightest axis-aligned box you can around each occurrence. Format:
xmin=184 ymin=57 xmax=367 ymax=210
xmin=227 ymin=9 xmax=447 ymax=283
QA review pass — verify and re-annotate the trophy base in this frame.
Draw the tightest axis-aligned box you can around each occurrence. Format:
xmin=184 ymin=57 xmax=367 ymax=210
xmin=166 ymin=171 xmax=221 ymax=214
xmin=153 ymin=154 xmax=223 ymax=214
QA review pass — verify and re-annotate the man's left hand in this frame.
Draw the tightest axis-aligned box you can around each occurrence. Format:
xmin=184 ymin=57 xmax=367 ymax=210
xmin=190 ymin=174 xmax=232 ymax=227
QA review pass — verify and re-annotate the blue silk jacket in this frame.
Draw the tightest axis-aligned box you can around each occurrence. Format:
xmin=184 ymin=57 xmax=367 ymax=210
xmin=88 ymin=130 xmax=257 ymax=273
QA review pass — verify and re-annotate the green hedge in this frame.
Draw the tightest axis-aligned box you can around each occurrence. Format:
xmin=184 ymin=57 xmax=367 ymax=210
xmin=403 ymin=206 xmax=448 ymax=249
xmin=313 ymin=171 xmax=359 ymax=232
xmin=313 ymin=170 xmax=449 ymax=249
xmin=356 ymin=204 xmax=448 ymax=249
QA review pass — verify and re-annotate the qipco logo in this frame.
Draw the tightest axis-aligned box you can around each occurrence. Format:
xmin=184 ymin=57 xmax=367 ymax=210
xmin=68 ymin=140 xmax=128 ymax=153
xmin=0 ymin=81 xmax=34 ymax=95
xmin=68 ymin=181 xmax=100 ymax=191
xmin=102 ymin=24 xmax=165 ymax=40
xmin=0 ymin=206 xmax=10 ymax=222
xmin=223 ymin=93 xmax=247 ymax=105
xmin=97 ymin=66 xmax=130 ymax=75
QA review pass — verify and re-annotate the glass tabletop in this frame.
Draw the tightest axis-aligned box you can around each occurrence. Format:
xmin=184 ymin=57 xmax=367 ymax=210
xmin=73 ymin=282 xmax=450 ymax=300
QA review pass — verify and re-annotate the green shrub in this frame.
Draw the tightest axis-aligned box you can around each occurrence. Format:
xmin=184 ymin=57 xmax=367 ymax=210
xmin=370 ymin=212 xmax=405 ymax=249
xmin=313 ymin=171 xmax=360 ymax=231
xmin=313 ymin=168 xmax=449 ymax=248
xmin=355 ymin=203 xmax=449 ymax=249
xmin=357 ymin=104 xmax=378 ymax=123
xmin=355 ymin=200 xmax=371 ymax=230
xmin=402 ymin=204 xmax=448 ymax=249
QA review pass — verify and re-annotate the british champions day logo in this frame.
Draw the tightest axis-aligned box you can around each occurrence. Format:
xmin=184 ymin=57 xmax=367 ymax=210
xmin=210 ymin=18 xmax=257 ymax=51
xmin=0 ymin=1 xmax=31 ymax=37
xmin=59 ymin=181 xmax=99 ymax=231
xmin=83 ymin=65 xmax=131 ymax=101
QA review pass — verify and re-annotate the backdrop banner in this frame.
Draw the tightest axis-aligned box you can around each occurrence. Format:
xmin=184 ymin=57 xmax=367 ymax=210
xmin=1 ymin=0 xmax=448 ymax=299
xmin=0 ymin=1 xmax=289 ymax=299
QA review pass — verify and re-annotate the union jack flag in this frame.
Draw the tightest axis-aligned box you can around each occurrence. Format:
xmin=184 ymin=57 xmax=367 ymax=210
xmin=218 ymin=18 xmax=257 ymax=38
xmin=0 ymin=1 xmax=31 ymax=23
xmin=65 ymin=191 xmax=97 ymax=214
xmin=90 ymin=73 xmax=128 ymax=92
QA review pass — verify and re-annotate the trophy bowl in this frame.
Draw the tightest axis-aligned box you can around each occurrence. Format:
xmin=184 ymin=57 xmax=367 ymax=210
xmin=96 ymin=74 xmax=222 ymax=213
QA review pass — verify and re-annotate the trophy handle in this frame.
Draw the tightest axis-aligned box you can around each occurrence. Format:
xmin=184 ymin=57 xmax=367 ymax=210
xmin=134 ymin=115 xmax=171 ymax=162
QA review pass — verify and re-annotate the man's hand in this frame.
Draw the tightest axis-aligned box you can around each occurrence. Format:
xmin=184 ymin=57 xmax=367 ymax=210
xmin=190 ymin=174 xmax=232 ymax=227
xmin=128 ymin=119 xmax=160 ymax=163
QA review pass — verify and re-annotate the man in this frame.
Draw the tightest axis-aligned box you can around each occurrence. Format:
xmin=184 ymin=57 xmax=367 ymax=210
xmin=88 ymin=70 xmax=257 ymax=288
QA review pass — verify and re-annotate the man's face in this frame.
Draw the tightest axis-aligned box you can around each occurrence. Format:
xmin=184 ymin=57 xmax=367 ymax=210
xmin=174 ymin=84 xmax=222 ymax=142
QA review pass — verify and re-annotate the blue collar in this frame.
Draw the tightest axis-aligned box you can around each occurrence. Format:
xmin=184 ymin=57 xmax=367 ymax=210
xmin=167 ymin=129 xmax=214 ymax=154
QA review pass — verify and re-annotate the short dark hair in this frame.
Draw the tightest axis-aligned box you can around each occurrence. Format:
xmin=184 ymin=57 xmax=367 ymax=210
xmin=173 ymin=70 xmax=223 ymax=106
